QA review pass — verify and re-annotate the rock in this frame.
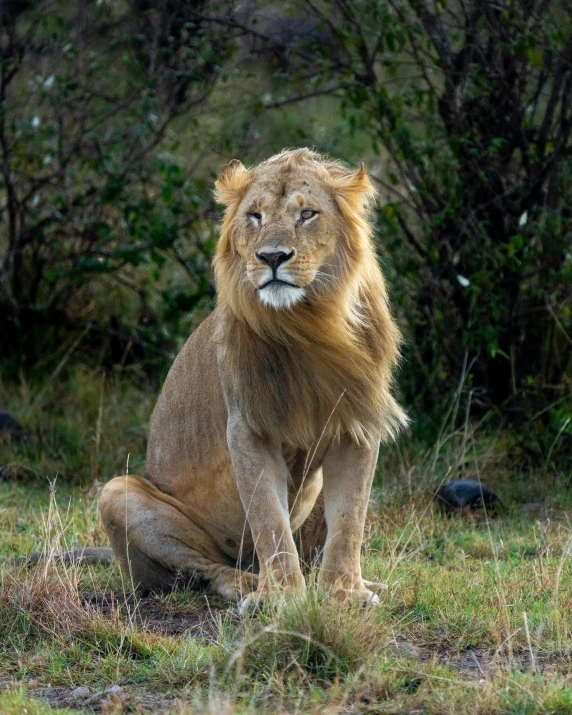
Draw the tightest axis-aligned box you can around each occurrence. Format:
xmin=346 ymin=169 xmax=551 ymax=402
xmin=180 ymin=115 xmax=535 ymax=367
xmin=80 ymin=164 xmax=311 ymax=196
xmin=392 ymin=640 xmax=423 ymax=659
xmin=0 ymin=410 xmax=26 ymax=442
xmin=435 ymin=479 xmax=502 ymax=515
xmin=84 ymin=684 xmax=122 ymax=706
xmin=68 ymin=686 xmax=90 ymax=701
xmin=36 ymin=687 xmax=58 ymax=699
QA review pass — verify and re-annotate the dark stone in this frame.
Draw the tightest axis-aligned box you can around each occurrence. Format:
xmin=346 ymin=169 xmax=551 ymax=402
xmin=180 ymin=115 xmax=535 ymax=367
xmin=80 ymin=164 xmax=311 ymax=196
xmin=0 ymin=410 xmax=26 ymax=442
xmin=435 ymin=480 xmax=501 ymax=515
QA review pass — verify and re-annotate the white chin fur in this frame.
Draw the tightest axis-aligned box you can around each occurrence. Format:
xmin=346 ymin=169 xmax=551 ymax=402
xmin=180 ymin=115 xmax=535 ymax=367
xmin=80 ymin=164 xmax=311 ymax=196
xmin=258 ymin=283 xmax=305 ymax=310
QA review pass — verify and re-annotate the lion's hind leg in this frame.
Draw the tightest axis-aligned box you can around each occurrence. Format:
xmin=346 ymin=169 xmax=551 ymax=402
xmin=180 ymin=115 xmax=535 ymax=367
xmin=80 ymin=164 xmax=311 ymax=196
xmin=294 ymin=491 xmax=328 ymax=572
xmin=100 ymin=475 xmax=257 ymax=599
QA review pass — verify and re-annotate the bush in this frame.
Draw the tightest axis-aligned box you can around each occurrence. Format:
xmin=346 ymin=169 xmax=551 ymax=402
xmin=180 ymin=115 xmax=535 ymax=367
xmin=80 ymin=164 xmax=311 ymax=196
xmin=309 ymin=1 xmax=572 ymax=409
xmin=0 ymin=0 xmax=226 ymax=375
xmin=268 ymin=0 xmax=572 ymax=461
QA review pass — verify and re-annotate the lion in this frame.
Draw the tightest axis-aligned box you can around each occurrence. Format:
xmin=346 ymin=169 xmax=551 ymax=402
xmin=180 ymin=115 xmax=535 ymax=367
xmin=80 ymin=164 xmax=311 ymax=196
xmin=100 ymin=148 xmax=407 ymax=609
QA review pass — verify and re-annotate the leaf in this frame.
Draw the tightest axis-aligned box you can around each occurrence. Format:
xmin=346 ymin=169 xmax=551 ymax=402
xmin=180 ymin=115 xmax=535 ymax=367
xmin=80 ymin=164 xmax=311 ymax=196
xmin=527 ymin=48 xmax=544 ymax=69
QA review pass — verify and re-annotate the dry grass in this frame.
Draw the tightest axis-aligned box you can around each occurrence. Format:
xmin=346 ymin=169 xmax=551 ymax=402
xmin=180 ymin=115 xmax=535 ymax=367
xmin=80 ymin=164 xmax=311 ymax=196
xmin=1 ymin=370 xmax=572 ymax=713
xmin=2 ymin=477 xmax=572 ymax=714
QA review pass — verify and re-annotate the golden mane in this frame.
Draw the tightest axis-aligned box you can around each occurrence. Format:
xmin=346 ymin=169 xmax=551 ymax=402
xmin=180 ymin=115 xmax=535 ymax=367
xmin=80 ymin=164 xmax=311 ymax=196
xmin=213 ymin=148 xmax=407 ymax=448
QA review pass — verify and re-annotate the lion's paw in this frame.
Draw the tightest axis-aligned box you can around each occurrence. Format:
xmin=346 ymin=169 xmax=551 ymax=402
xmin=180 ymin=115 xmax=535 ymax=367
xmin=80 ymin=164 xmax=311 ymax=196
xmin=362 ymin=579 xmax=388 ymax=595
xmin=320 ymin=579 xmax=386 ymax=607
xmin=333 ymin=587 xmax=382 ymax=607
xmin=238 ymin=584 xmax=305 ymax=617
xmin=212 ymin=570 xmax=259 ymax=601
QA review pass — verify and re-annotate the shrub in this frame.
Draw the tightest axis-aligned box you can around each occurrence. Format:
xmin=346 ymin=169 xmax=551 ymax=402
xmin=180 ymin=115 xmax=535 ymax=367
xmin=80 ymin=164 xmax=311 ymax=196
xmin=307 ymin=1 xmax=572 ymax=413
xmin=0 ymin=0 xmax=227 ymax=375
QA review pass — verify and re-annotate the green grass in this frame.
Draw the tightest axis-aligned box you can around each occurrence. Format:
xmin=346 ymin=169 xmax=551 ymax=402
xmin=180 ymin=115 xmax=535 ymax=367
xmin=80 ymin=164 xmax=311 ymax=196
xmin=1 ymin=369 xmax=572 ymax=713
xmin=0 ymin=365 xmax=154 ymax=484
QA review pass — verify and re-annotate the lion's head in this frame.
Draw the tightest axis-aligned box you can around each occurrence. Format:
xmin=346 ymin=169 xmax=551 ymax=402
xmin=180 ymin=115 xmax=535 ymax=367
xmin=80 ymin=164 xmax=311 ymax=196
xmin=214 ymin=148 xmax=375 ymax=312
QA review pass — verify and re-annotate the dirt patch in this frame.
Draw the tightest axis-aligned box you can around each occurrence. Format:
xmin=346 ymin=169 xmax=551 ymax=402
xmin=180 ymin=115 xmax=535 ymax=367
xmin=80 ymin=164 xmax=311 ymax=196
xmin=30 ymin=683 xmax=177 ymax=713
xmin=388 ymin=638 xmax=539 ymax=678
xmin=81 ymin=591 xmax=232 ymax=640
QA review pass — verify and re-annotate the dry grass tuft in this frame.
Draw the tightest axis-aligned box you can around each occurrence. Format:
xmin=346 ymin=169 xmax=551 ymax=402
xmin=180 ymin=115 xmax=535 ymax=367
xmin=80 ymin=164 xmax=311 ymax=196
xmin=226 ymin=586 xmax=391 ymax=684
xmin=0 ymin=483 xmax=160 ymax=661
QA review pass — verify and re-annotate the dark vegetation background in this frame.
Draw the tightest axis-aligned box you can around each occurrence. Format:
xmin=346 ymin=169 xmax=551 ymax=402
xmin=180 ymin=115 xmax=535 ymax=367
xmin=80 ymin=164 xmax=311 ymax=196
xmin=1 ymin=0 xmax=571 ymax=480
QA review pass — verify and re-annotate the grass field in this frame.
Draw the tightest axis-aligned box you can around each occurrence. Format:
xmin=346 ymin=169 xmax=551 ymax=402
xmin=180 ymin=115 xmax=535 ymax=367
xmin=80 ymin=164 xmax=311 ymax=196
xmin=1 ymin=370 xmax=572 ymax=714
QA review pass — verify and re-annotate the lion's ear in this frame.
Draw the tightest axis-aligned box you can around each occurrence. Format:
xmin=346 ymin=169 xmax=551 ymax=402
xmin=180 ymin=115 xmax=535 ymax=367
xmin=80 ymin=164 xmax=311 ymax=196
xmin=329 ymin=163 xmax=376 ymax=210
xmin=215 ymin=159 xmax=251 ymax=206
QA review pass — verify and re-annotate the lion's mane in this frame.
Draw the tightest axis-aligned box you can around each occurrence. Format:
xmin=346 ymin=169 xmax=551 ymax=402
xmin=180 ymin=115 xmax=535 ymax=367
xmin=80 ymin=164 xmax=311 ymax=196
xmin=213 ymin=149 xmax=408 ymax=448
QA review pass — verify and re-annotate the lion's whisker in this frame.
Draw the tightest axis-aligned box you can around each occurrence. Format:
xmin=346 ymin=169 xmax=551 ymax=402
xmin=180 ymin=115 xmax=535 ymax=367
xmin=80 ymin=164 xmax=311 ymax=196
xmin=315 ymin=271 xmax=338 ymax=284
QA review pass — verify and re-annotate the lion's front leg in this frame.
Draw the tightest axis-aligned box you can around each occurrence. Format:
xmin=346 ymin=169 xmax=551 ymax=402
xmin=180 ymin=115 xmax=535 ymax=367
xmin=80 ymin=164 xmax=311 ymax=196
xmin=227 ymin=412 xmax=305 ymax=610
xmin=318 ymin=435 xmax=382 ymax=604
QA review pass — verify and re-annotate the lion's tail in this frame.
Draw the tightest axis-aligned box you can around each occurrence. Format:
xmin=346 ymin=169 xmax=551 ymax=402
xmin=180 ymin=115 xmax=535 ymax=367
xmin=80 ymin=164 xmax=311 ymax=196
xmin=5 ymin=547 xmax=115 ymax=568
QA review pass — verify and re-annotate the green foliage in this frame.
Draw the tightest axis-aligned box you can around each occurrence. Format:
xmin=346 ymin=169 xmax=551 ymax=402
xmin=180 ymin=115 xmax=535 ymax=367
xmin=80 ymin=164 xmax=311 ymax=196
xmin=1 ymin=0 xmax=571 ymax=464
xmin=305 ymin=1 xmax=572 ymax=417
xmin=0 ymin=0 xmax=224 ymax=374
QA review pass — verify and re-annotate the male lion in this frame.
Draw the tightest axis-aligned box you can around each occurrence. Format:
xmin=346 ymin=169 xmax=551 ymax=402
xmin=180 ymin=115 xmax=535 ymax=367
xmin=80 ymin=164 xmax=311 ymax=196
xmin=100 ymin=148 xmax=407 ymax=608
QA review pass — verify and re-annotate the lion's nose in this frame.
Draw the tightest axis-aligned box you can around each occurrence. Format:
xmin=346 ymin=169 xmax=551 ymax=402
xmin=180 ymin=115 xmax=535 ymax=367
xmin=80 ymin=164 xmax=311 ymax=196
xmin=256 ymin=250 xmax=294 ymax=272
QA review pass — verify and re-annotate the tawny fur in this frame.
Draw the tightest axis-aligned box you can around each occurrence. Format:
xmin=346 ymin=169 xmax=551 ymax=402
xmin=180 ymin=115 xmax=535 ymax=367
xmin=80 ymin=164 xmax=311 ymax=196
xmin=99 ymin=148 xmax=407 ymax=605
xmin=214 ymin=149 xmax=407 ymax=447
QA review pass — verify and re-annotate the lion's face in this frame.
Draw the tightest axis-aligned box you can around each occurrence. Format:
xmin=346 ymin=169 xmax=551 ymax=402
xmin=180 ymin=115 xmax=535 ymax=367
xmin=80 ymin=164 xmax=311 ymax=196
xmin=232 ymin=164 xmax=341 ymax=309
xmin=215 ymin=150 xmax=375 ymax=312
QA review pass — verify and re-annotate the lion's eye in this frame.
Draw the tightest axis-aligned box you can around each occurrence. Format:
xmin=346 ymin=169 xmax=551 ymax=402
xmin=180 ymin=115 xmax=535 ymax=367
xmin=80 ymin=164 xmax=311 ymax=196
xmin=248 ymin=212 xmax=262 ymax=223
xmin=300 ymin=209 xmax=318 ymax=221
